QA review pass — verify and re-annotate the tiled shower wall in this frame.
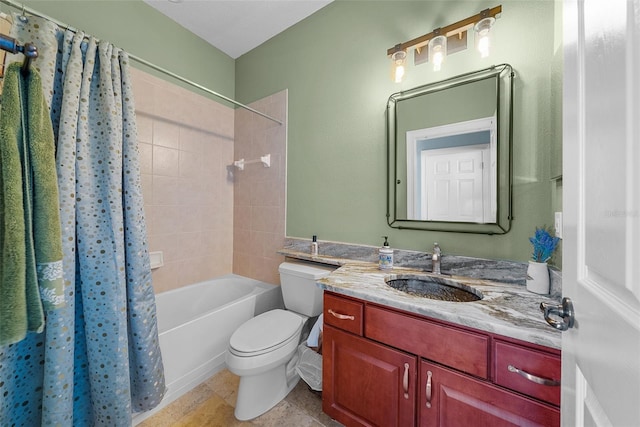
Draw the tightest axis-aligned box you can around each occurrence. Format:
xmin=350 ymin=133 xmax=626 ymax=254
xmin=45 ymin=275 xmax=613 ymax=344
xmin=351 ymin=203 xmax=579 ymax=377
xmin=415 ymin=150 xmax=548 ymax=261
xmin=131 ymin=68 xmax=235 ymax=294
xmin=232 ymin=90 xmax=288 ymax=285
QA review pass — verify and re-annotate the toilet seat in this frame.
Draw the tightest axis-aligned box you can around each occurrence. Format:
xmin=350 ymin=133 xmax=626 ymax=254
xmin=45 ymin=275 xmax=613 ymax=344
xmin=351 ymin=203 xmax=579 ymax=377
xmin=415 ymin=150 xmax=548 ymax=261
xmin=229 ymin=309 xmax=303 ymax=357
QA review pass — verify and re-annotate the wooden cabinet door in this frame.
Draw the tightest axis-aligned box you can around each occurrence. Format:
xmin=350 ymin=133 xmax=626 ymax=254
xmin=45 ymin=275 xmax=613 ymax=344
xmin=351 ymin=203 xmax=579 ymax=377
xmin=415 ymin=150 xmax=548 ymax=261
xmin=323 ymin=325 xmax=417 ymax=427
xmin=419 ymin=360 xmax=559 ymax=427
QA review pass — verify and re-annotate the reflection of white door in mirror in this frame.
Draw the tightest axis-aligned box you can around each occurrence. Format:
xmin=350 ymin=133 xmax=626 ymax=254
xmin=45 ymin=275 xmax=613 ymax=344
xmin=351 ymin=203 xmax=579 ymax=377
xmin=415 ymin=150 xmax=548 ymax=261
xmin=422 ymin=145 xmax=491 ymax=222
xmin=406 ymin=116 xmax=496 ymax=222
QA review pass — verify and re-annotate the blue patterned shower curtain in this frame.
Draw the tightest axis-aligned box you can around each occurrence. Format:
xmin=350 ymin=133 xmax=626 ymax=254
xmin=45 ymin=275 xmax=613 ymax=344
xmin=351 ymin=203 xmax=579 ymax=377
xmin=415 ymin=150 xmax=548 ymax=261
xmin=0 ymin=14 xmax=165 ymax=426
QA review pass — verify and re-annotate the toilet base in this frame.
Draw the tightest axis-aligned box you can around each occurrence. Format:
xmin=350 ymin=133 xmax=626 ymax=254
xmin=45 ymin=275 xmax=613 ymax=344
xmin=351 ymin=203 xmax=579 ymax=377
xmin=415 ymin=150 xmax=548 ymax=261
xmin=234 ymin=353 xmax=301 ymax=420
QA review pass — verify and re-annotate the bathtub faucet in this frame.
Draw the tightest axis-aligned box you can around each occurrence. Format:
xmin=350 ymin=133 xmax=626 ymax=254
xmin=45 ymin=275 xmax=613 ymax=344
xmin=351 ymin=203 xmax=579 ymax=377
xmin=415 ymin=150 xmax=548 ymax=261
xmin=431 ymin=243 xmax=442 ymax=275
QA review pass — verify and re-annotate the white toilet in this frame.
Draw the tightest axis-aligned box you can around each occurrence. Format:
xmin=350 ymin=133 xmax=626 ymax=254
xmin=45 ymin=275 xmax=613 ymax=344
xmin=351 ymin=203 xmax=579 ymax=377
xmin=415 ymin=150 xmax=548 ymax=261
xmin=225 ymin=261 xmax=334 ymax=420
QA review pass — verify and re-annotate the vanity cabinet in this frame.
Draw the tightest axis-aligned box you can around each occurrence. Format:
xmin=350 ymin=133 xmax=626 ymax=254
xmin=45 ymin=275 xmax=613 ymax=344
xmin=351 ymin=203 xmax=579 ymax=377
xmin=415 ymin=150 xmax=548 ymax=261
xmin=323 ymin=293 xmax=417 ymax=426
xmin=322 ymin=291 xmax=560 ymax=427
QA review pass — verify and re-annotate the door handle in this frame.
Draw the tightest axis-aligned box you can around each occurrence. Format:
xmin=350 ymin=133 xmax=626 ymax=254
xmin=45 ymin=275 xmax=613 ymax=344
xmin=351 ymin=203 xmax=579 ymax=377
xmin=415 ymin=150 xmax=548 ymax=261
xmin=540 ymin=297 xmax=575 ymax=331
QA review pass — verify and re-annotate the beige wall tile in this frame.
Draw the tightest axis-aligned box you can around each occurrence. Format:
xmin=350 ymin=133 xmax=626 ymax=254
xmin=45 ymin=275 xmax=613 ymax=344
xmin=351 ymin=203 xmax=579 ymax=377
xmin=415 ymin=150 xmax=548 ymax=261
xmin=139 ymin=142 xmax=153 ymax=175
xmin=151 ymin=205 xmax=183 ymax=235
xmin=154 ymin=86 xmax=186 ymax=123
xmin=151 ymin=261 xmax=180 ymax=294
xmin=262 ymin=232 xmax=286 ymax=260
xmin=179 ymin=127 xmax=207 ymax=154
xmin=153 ymin=175 xmax=183 ymax=206
xmin=137 ymin=115 xmax=153 ymax=144
xmin=233 ymin=206 xmax=251 ymax=232
xmin=233 ymin=179 xmax=252 ymax=207
xmin=177 ymin=232 xmax=207 ymax=259
xmin=233 ymin=252 xmax=251 ymax=278
xmin=178 ymin=177 xmax=204 ymax=207
xmin=132 ymin=76 xmax=156 ymax=114
xmin=251 ymin=206 xmax=281 ymax=233
xmin=232 ymin=90 xmax=287 ymax=285
xmin=141 ymin=173 xmax=153 ymax=207
xmin=179 ymin=205 xmax=204 ymax=233
xmin=148 ymin=233 xmax=180 ymax=263
xmin=132 ymin=68 xmax=235 ymax=295
xmin=153 ymin=121 xmax=180 ymax=149
xmin=179 ymin=150 xmax=202 ymax=179
xmin=131 ymin=68 xmax=285 ymax=294
xmin=153 ymin=146 xmax=180 ymax=177
xmin=233 ymin=227 xmax=251 ymax=255
xmin=251 ymin=179 xmax=281 ymax=207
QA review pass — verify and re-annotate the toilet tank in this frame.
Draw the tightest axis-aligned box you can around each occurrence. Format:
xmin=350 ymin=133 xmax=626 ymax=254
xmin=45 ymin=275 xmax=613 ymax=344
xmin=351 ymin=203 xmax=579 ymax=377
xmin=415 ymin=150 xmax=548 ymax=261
xmin=278 ymin=261 xmax=335 ymax=316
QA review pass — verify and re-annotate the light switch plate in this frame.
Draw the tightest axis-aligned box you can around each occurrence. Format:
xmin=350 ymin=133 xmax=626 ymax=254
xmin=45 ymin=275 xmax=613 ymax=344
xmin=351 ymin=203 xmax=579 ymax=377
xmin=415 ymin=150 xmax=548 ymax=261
xmin=554 ymin=212 xmax=563 ymax=239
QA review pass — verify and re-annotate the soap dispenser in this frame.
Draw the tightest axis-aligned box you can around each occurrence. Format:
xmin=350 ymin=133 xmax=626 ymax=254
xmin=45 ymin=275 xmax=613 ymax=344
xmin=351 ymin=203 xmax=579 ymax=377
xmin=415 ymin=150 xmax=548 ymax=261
xmin=379 ymin=236 xmax=394 ymax=270
xmin=311 ymin=235 xmax=318 ymax=257
xmin=432 ymin=242 xmax=441 ymax=274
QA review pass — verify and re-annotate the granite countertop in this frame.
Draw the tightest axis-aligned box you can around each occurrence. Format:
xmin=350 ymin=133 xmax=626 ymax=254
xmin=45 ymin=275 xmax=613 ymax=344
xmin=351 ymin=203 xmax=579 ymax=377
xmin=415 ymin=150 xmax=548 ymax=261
xmin=279 ymin=246 xmax=562 ymax=350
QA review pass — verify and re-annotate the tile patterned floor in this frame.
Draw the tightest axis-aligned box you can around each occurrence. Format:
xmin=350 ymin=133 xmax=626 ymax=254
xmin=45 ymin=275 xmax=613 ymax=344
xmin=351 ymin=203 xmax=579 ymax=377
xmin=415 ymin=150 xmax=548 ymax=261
xmin=138 ymin=369 xmax=343 ymax=427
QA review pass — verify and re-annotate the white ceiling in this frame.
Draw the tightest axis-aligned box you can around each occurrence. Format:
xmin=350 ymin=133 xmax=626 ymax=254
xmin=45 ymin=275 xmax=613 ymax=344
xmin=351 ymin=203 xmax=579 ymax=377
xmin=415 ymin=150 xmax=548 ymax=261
xmin=143 ymin=0 xmax=333 ymax=59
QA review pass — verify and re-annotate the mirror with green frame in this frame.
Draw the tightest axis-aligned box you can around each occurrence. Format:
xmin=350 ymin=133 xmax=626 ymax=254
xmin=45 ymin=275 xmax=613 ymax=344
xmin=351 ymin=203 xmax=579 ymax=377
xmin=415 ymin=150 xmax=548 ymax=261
xmin=386 ymin=64 xmax=514 ymax=234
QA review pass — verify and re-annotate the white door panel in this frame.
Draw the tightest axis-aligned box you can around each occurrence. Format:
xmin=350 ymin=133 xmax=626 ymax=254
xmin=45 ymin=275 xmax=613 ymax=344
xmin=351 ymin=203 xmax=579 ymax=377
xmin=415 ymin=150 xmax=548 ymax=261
xmin=563 ymin=0 xmax=640 ymax=425
xmin=458 ymin=179 xmax=476 ymax=217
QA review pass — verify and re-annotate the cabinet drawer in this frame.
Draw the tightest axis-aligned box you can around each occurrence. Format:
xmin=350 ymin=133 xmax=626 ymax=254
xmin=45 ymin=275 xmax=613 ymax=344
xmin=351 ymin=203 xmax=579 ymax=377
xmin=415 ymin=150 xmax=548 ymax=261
xmin=366 ymin=304 xmax=489 ymax=378
xmin=493 ymin=340 xmax=561 ymax=406
xmin=324 ymin=292 xmax=363 ymax=336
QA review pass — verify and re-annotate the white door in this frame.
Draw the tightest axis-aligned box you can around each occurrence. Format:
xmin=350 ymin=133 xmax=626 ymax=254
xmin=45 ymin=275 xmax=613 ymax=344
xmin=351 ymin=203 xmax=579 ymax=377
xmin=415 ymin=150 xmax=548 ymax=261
xmin=422 ymin=145 xmax=488 ymax=222
xmin=562 ymin=0 xmax=640 ymax=425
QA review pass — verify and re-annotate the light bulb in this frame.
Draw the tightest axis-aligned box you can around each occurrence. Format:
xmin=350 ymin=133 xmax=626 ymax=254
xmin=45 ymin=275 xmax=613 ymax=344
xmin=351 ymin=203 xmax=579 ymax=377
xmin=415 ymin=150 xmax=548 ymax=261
xmin=394 ymin=63 xmax=405 ymax=83
xmin=432 ymin=46 xmax=444 ymax=71
xmin=428 ymin=35 xmax=447 ymax=72
xmin=390 ymin=50 xmax=407 ymax=83
xmin=478 ymin=34 xmax=490 ymax=58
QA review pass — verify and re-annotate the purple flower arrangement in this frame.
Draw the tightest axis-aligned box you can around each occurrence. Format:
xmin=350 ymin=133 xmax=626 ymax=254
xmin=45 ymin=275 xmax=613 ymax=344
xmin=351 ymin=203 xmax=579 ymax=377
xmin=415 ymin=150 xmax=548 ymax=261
xmin=529 ymin=227 xmax=560 ymax=263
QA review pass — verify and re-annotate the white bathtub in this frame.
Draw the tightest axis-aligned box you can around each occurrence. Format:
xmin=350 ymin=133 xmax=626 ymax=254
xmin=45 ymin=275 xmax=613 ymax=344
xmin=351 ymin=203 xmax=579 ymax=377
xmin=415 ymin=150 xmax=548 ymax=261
xmin=133 ymin=274 xmax=282 ymax=424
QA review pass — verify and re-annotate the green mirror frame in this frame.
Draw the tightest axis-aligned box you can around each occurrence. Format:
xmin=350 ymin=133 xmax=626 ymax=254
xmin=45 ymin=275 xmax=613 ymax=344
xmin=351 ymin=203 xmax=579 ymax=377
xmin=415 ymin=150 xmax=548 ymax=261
xmin=386 ymin=64 xmax=514 ymax=234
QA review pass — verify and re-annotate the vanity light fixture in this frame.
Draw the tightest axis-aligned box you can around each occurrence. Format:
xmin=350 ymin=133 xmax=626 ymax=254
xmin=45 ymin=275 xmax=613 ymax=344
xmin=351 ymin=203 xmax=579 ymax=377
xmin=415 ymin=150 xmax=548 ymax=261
xmin=387 ymin=5 xmax=501 ymax=77
xmin=390 ymin=49 xmax=407 ymax=83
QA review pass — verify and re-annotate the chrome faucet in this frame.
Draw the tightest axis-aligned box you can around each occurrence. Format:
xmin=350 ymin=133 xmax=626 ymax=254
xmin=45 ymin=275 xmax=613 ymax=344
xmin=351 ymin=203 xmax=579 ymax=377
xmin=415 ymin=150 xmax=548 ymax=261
xmin=432 ymin=243 xmax=442 ymax=274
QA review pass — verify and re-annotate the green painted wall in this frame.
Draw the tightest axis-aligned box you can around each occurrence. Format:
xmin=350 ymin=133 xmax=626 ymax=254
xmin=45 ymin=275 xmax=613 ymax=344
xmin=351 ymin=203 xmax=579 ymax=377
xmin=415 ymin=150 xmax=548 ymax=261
xmin=18 ymin=0 xmax=235 ymax=103
xmin=10 ymin=0 xmax=562 ymax=264
xmin=236 ymin=0 xmax=562 ymax=264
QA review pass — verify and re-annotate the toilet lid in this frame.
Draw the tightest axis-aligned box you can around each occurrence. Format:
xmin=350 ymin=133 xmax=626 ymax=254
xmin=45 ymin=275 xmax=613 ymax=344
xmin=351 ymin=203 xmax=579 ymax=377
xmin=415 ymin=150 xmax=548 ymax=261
xmin=229 ymin=309 xmax=303 ymax=355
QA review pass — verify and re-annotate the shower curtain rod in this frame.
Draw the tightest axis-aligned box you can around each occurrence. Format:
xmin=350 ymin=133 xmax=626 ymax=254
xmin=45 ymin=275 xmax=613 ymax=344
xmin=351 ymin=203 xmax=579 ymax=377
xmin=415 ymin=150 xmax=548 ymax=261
xmin=129 ymin=55 xmax=283 ymax=125
xmin=0 ymin=0 xmax=283 ymax=126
